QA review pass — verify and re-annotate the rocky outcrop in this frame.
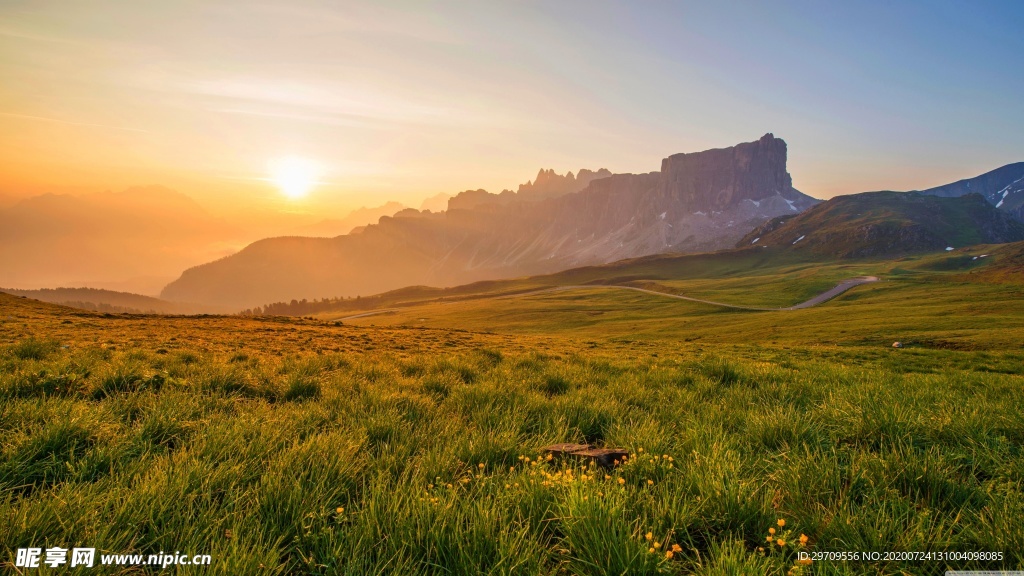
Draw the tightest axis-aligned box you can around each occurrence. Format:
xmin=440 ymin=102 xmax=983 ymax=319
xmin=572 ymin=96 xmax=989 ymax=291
xmin=658 ymin=133 xmax=795 ymax=212
xmin=516 ymin=168 xmax=613 ymax=201
xmin=161 ymin=134 xmax=819 ymax=309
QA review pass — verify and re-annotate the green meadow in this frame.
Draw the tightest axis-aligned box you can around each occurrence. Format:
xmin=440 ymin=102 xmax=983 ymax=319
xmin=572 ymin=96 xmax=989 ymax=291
xmin=2 ymin=244 xmax=1023 ymax=575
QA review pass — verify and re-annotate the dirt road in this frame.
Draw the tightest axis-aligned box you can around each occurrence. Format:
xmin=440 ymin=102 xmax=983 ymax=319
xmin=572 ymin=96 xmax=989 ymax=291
xmin=334 ymin=276 xmax=881 ymax=320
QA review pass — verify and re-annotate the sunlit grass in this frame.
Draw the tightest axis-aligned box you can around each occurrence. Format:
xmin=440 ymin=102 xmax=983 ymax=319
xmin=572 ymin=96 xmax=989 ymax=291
xmin=1 ymin=309 xmax=1022 ymax=574
xmin=1 ymin=243 xmax=1023 ymax=574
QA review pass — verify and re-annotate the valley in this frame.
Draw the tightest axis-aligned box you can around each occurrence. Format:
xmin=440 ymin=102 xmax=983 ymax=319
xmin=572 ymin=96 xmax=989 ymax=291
xmin=3 ymin=239 xmax=1023 ymax=574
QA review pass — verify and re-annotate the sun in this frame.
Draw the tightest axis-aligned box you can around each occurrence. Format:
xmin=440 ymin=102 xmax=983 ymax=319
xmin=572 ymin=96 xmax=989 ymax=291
xmin=268 ymin=156 xmax=322 ymax=199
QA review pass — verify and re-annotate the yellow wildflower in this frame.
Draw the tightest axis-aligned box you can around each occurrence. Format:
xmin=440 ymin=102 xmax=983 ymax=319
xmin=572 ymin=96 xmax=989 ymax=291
xmin=799 ymin=534 xmax=808 ymax=545
xmin=618 ymin=477 xmax=626 ymax=485
xmin=777 ymin=519 xmax=786 ymax=527
xmin=336 ymin=507 xmax=344 ymax=514
xmin=777 ymin=539 xmax=785 ymax=547
xmin=769 ymin=527 xmax=775 ymax=535
xmin=664 ymin=550 xmax=673 ymax=559
xmin=645 ymin=532 xmax=653 ymax=541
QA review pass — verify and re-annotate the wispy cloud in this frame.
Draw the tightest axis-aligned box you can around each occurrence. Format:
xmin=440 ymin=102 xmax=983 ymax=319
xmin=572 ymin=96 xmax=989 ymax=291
xmin=0 ymin=23 xmax=81 ymax=45
xmin=0 ymin=112 xmax=153 ymax=133
xmin=230 ymin=3 xmax=465 ymax=47
xmin=211 ymin=107 xmax=398 ymax=129
xmin=188 ymin=77 xmax=457 ymax=125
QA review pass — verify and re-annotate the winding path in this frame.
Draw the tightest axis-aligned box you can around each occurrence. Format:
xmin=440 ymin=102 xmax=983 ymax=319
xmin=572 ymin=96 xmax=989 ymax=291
xmin=334 ymin=276 xmax=880 ymax=320
xmin=521 ymin=276 xmax=880 ymax=311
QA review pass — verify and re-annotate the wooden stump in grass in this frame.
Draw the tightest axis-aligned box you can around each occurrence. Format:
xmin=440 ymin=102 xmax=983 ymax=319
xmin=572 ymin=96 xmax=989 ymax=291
xmin=543 ymin=443 xmax=592 ymax=457
xmin=542 ymin=444 xmax=629 ymax=468
xmin=573 ymin=448 xmax=630 ymax=468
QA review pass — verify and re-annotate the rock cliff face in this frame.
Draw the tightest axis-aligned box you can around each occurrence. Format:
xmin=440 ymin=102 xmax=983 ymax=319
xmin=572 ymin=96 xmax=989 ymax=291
xmin=658 ymin=133 xmax=794 ymax=212
xmin=161 ymin=134 xmax=819 ymax=309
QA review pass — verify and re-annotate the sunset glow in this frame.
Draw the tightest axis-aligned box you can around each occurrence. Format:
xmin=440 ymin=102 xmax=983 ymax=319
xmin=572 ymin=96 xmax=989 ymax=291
xmin=268 ymin=156 xmax=322 ymax=200
xmin=0 ymin=1 xmax=1022 ymax=296
xmin=3 ymin=2 xmax=1024 ymax=573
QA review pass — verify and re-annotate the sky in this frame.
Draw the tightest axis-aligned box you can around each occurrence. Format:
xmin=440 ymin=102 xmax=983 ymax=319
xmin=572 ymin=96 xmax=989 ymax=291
xmin=1 ymin=0 xmax=1023 ymax=219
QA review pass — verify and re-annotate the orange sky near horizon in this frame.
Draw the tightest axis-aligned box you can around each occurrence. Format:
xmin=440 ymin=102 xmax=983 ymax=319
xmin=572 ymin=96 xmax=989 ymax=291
xmin=4 ymin=1 xmax=1022 ymax=227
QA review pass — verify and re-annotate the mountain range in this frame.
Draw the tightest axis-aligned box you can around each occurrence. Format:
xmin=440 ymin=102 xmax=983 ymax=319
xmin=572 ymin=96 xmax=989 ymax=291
xmin=10 ymin=134 xmax=1020 ymax=315
xmin=918 ymin=162 xmax=1024 ymax=221
xmin=161 ymin=134 xmax=820 ymax=309
xmin=291 ymin=201 xmax=407 ymax=237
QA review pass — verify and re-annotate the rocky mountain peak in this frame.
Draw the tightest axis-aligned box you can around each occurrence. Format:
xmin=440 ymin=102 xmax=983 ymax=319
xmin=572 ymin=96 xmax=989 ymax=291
xmin=658 ymin=133 xmax=794 ymax=212
xmin=518 ymin=167 xmax=611 ymax=200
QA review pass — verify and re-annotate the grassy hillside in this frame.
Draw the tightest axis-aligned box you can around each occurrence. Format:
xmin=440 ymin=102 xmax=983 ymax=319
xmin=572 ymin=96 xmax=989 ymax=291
xmin=319 ymin=242 xmax=1022 ymax=325
xmin=738 ymin=192 xmax=1024 ymax=258
xmin=0 ymin=287 xmax=225 ymax=315
xmin=2 ymin=244 xmax=1024 ymax=574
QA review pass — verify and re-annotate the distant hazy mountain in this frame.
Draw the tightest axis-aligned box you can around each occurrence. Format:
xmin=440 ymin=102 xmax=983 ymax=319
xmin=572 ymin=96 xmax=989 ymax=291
xmin=161 ymin=134 xmax=819 ymax=310
xmin=0 ymin=287 xmax=226 ymax=315
xmin=918 ymin=163 xmax=1024 ymax=221
xmin=418 ymin=192 xmax=453 ymax=213
xmin=292 ymin=201 xmax=406 ymax=237
xmin=739 ymin=191 xmax=1024 ymax=258
xmin=0 ymin=186 xmax=241 ymax=295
